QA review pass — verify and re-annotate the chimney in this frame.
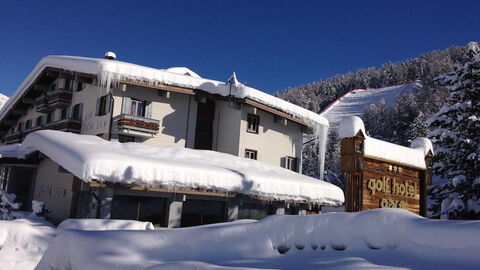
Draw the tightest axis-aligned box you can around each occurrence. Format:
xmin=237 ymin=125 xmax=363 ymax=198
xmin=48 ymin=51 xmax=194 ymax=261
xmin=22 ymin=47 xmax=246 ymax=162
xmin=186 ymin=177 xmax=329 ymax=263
xmin=104 ymin=51 xmax=116 ymax=60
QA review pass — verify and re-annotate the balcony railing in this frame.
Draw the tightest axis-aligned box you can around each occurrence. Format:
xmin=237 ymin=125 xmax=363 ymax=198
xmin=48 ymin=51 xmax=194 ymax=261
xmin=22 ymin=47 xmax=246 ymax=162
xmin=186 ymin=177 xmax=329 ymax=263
xmin=114 ymin=114 xmax=159 ymax=137
xmin=54 ymin=119 xmax=82 ymax=133
xmin=34 ymin=88 xmax=73 ymax=112
xmin=47 ymin=89 xmax=72 ymax=109
xmin=35 ymin=95 xmax=52 ymax=113
xmin=4 ymin=132 xmax=22 ymax=144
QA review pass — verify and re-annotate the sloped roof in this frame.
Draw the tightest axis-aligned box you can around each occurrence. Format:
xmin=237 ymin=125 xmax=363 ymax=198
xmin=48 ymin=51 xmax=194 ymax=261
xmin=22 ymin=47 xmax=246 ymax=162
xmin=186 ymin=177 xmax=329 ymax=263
xmin=13 ymin=130 xmax=343 ymax=205
xmin=0 ymin=55 xmax=328 ymax=129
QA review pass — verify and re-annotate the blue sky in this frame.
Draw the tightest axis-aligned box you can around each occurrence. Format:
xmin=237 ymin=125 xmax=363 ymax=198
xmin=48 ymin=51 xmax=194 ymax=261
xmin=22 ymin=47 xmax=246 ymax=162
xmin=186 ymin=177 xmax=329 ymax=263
xmin=1 ymin=0 xmax=479 ymax=96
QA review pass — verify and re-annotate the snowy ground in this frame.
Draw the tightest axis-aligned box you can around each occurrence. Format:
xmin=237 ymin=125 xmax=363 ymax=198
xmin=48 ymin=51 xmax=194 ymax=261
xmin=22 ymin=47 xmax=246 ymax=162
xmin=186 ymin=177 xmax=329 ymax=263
xmin=2 ymin=209 xmax=478 ymax=270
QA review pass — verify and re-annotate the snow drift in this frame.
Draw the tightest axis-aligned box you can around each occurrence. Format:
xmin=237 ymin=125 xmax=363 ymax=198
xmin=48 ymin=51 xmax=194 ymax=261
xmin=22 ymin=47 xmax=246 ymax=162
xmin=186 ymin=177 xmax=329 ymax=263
xmin=35 ymin=209 xmax=480 ymax=270
xmin=57 ymin=219 xmax=155 ymax=231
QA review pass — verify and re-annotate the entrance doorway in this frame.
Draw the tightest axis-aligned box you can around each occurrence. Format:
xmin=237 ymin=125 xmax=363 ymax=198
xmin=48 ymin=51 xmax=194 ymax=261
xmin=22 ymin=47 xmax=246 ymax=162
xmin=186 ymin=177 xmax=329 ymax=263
xmin=194 ymin=98 xmax=215 ymax=150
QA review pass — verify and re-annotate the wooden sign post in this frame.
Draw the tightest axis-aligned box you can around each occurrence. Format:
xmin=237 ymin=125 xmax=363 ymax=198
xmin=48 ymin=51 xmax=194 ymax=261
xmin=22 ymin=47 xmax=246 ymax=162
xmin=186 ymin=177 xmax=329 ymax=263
xmin=341 ymin=131 xmax=433 ymax=217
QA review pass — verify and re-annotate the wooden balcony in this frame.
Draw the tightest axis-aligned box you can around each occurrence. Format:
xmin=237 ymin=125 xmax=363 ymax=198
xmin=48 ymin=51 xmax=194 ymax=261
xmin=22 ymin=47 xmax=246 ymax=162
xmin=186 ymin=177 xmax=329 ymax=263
xmin=35 ymin=95 xmax=53 ymax=113
xmin=4 ymin=132 xmax=22 ymax=144
xmin=47 ymin=89 xmax=72 ymax=109
xmin=54 ymin=119 xmax=82 ymax=133
xmin=114 ymin=114 xmax=159 ymax=137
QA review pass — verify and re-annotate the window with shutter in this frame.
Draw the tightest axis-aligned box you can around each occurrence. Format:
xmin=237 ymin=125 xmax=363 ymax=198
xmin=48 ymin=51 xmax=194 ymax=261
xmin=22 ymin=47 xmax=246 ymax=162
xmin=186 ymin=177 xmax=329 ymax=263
xmin=121 ymin=97 xmax=132 ymax=114
xmin=97 ymin=95 xmax=108 ymax=116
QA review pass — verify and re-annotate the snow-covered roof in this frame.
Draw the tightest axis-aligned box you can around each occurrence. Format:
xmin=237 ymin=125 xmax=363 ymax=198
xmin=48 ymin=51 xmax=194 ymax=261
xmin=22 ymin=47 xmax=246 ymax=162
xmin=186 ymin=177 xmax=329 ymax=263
xmin=321 ymin=82 xmax=420 ymax=129
xmin=0 ymin=143 xmax=21 ymax=158
xmin=16 ymin=130 xmax=343 ymax=205
xmin=165 ymin=67 xmax=201 ymax=78
xmin=339 ymin=116 xmax=433 ymax=169
xmin=0 ymin=55 xmax=328 ymax=128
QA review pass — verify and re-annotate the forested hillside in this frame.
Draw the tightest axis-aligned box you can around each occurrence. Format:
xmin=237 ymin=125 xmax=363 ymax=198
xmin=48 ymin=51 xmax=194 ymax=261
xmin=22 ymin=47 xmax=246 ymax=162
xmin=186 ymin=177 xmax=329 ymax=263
xmin=276 ymin=43 xmax=477 ymax=219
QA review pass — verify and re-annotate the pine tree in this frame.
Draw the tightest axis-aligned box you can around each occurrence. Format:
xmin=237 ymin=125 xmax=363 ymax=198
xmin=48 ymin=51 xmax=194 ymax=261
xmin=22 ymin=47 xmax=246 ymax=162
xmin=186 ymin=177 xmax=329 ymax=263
xmin=323 ymin=129 xmax=344 ymax=190
xmin=427 ymin=42 xmax=480 ymax=219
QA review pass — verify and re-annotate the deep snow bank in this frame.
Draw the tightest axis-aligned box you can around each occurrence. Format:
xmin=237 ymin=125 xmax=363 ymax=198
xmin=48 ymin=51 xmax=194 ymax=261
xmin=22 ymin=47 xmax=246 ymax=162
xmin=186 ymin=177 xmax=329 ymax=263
xmin=57 ymin=219 xmax=155 ymax=231
xmin=0 ymin=218 xmax=55 ymax=270
xmin=36 ymin=209 xmax=480 ymax=270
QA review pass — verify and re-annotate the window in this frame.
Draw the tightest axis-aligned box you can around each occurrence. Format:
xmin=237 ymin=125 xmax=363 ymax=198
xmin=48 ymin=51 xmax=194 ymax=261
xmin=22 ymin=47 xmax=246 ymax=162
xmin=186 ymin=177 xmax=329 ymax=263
xmin=72 ymin=103 xmax=83 ymax=120
xmin=50 ymin=83 xmax=57 ymax=91
xmin=35 ymin=116 xmax=43 ymax=127
xmin=46 ymin=112 xmax=53 ymax=124
xmin=111 ymin=195 xmax=167 ymax=226
xmin=285 ymin=157 xmax=298 ymax=172
xmin=238 ymin=203 xmax=267 ymax=220
xmin=181 ymin=199 xmax=225 ymax=227
xmin=130 ymin=99 xmax=145 ymax=117
xmin=96 ymin=95 xmax=110 ymax=116
xmin=63 ymin=79 xmax=71 ymax=90
xmin=76 ymin=81 xmax=85 ymax=92
xmin=247 ymin=114 xmax=259 ymax=133
xmin=60 ymin=108 xmax=69 ymax=120
xmin=25 ymin=120 xmax=32 ymax=130
xmin=245 ymin=149 xmax=257 ymax=160
xmin=118 ymin=135 xmax=135 ymax=143
xmin=17 ymin=122 xmax=23 ymax=132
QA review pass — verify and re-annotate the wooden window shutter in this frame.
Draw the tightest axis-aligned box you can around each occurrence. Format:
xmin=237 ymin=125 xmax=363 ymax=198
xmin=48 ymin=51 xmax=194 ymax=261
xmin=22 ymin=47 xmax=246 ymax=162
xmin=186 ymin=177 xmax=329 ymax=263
xmin=105 ymin=95 xmax=112 ymax=114
xmin=78 ymin=103 xmax=84 ymax=120
xmin=95 ymin=97 xmax=101 ymax=116
xmin=145 ymin=101 xmax=153 ymax=118
xmin=121 ymin=97 xmax=131 ymax=114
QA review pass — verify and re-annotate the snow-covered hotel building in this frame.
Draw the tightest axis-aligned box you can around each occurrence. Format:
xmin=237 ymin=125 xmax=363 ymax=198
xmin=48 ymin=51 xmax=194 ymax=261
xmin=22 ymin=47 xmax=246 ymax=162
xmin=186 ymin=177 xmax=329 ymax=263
xmin=0 ymin=53 xmax=343 ymax=226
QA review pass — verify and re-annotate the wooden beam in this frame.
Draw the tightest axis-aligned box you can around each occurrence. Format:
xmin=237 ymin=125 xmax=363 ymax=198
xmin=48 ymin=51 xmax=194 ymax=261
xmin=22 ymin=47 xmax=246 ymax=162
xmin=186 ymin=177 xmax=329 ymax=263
xmin=22 ymin=97 xmax=35 ymax=104
xmin=46 ymin=70 xmax=60 ymax=78
xmin=33 ymin=84 xmax=49 ymax=92
xmin=12 ymin=109 xmax=26 ymax=115
xmin=60 ymin=73 xmax=73 ymax=79
xmin=245 ymin=98 xmax=309 ymax=127
xmin=2 ymin=119 xmax=16 ymax=125
xmin=119 ymin=80 xmax=195 ymax=95
xmin=76 ymin=76 xmax=93 ymax=84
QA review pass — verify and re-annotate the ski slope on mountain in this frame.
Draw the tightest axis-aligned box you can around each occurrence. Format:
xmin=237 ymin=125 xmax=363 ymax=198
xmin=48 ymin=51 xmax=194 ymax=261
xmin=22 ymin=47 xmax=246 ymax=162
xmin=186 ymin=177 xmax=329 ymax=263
xmin=320 ymin=82 xmax=421 ymax=129
xmin=0 ymin=94 xmax=8 ymax=111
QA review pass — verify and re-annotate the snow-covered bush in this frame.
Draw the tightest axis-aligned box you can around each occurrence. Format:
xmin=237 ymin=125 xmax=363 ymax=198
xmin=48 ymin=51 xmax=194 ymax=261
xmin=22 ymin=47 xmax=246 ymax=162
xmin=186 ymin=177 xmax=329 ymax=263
xmin=0 ymin=189 xmax=22 ymax=220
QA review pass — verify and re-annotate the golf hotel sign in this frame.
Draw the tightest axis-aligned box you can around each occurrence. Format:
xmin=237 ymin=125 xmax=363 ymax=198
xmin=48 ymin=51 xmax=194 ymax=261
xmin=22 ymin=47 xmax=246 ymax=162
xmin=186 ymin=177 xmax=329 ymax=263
xmin=339 ymin=117 xmax=433 ymax=217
